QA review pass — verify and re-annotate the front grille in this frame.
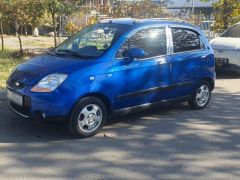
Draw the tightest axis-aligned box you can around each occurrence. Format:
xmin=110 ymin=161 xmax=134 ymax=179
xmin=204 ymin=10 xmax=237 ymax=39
xmin=10 ymin=100 xmax=30 ymax=117
xmin=8 ymin=93 xmax=31 ymax=117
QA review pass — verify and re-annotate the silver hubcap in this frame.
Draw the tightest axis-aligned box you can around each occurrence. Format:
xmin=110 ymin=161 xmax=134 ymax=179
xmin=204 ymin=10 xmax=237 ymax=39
xmin=78 ymin=104 xmax=103 ymax=133
xmin=196 ymin=85 xmax=210 ymax=107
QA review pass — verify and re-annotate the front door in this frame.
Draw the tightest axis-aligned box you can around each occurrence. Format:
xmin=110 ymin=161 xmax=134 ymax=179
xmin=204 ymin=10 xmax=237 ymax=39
xmin=111 ymin=27 xmax=172 ymax=109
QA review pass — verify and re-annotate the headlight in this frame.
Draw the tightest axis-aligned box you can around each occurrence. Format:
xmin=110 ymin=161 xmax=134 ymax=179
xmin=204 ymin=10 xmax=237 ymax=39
xmin=31 ymin=73 xmax=68 ymax=92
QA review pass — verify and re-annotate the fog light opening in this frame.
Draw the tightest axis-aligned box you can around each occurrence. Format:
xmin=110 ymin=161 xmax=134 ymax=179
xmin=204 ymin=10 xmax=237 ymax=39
xmin=34 ymin=111 xmax=46 ymax=121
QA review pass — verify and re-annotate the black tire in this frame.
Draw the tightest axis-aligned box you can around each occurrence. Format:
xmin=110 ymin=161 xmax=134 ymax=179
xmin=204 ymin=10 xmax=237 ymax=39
xmin=188 ymin=80 xmax=212 ymax=110
xmin=68 ymin=97 xmax=108 ymax=138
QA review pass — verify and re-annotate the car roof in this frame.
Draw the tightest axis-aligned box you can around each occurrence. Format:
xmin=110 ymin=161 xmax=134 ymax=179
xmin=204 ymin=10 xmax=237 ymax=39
xmin=99 ymin=18 xmax=196 ymax=29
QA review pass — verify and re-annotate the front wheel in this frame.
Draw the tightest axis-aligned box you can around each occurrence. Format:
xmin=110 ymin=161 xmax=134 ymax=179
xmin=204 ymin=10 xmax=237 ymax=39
xmin=68 ymin=97 xmax=108 ymax=138
xmin=188 ymin=81 xmax=212 ymax=110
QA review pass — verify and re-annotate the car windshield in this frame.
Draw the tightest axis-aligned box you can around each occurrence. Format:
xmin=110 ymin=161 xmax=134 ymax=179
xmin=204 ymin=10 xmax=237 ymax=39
xmin=54 ymin=23 xmax=131 ymax=59
xmin=221 ymin=24 xmax=240 ymax=38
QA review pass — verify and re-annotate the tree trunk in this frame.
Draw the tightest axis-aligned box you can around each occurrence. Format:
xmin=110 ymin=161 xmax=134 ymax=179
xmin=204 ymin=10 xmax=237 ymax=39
xmin=20 ymin=27 xmax=23 ymax=36
xmin=18 ymin=34 xmax=23 ymax=55
xmin=0 ymin=18 xmax=4 ymax=51
xmin=51 ymin=13 xmax=57 ymax=48
xmin=32 ymin=27 xmax=39 ymax=37
xmin=58 ymin=16 xmax=62 ymax=44
xmin=15 ymin=22 xmax=19 ymax=36
xmin=25 ymin=28 xmax=28 ymax=36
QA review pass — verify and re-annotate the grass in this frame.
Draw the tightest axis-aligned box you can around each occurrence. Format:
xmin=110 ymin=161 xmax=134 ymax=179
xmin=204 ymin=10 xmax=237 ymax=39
xmin=2 ymin=35 xmax=65 ymax=51
xmin=0 ymin=50 xmax=27 ymax=89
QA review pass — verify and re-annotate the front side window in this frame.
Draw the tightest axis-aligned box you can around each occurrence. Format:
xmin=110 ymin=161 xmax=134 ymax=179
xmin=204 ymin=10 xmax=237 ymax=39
xmin=116 ymin=27 xmax=167 ymax=59
xmin=55 ymin=23 xmax=131 ymax=59
xmin=171 ymin=28 xmax=205 ymax=53
xmin=221 ymin=24 xmax=240 ymax=38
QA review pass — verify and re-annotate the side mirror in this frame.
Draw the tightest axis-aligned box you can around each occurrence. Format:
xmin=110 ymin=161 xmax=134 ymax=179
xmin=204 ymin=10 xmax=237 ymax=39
xmin=126 ymin=48 xmax=145 ymax=59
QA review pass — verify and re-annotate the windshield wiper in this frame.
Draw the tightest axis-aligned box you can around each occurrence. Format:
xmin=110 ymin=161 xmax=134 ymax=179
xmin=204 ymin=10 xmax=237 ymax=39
xmin=55 ymin=49 xmax=88 ymax=59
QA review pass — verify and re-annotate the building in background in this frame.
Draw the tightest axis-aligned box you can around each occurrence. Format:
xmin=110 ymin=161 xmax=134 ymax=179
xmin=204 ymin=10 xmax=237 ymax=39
xmin=166 ymin=0 xmax=218 ymax=19
xmin=116 ymin=0 xmax=217 ymax=19
xmin=85 ymin=0 xmax=109 ymax=9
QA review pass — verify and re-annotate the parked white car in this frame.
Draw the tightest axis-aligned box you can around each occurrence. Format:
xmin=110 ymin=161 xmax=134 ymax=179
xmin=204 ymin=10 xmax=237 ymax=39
xmin=210 ymin=22 xmax=240 ymax=73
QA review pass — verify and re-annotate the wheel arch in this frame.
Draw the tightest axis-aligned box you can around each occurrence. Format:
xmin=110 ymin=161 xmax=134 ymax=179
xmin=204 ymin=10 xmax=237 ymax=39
xmin=79 ymin=92 xmax=112 ymax=112
xmin=68 ymin=92 xmax=113 ymax=123
xmin=201 ymin=77 xmax=215 ymax=91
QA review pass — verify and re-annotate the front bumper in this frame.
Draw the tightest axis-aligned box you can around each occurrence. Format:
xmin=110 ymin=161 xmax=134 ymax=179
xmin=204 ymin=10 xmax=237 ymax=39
xmin=6 ymin=84 xmax=75 ymax=120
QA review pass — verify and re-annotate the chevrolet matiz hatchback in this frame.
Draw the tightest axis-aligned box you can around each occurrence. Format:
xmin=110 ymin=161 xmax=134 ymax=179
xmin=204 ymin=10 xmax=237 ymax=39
xmin=7 ymin=18 xmax=215 ymax=138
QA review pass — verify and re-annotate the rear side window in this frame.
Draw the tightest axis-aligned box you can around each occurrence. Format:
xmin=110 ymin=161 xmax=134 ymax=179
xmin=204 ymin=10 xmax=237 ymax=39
xmin=171 ymin=28 xmax=205 ymax=53
xmin=116 ymin=27 xmax=167 ymax=59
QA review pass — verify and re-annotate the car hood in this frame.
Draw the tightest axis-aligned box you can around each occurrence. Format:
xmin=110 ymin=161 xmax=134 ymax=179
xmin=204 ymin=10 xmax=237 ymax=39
xmin=210 ymin=37 xmax=240 ymax=50
xmin=9 ymin=54 xmax=92 ymax=86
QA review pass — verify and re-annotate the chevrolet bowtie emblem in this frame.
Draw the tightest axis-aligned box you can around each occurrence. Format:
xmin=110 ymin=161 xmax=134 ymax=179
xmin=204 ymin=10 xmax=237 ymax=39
xmin=15 ymin=82 xmax=20 ymax=87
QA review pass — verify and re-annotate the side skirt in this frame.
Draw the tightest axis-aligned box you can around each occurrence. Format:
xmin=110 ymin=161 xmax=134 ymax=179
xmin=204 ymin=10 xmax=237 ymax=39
xmin=111 ymin=95 xmax=190 ymax=118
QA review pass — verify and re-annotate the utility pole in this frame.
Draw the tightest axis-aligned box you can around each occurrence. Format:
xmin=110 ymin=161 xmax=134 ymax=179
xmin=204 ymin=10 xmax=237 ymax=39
xmin=192 ymin=0 xmax=195 ymax=15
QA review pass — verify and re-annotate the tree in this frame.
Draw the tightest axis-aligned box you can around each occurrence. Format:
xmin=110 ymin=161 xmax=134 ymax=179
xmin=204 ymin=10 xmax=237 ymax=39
xmin=201 ymin=0 xmax=240 ymax=32
xmin=110 ymin=0 xmax=168 ymax=19
xmin=46 ymin=0 xmax=85 ymax=47
xmin=2 ymin=0 xmax=48 ymax=53
xmin=65 ymin=22 xmax=78 ymax=35
xmin=25 ymin=0 xmax=46 ymax=37
xmin=4 ymin=0 xmax=31 ymax=54
xmin=212 ymin=0 xmax=240 ymax=32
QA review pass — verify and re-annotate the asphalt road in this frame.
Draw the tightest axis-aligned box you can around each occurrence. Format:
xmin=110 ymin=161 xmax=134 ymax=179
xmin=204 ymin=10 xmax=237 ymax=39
xmin=0 ymin=72 xmax=239 ymax=179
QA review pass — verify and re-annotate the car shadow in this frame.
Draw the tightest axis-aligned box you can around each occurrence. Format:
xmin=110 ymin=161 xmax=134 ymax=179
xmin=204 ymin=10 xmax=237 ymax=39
xmin=0 ymin=85 xmax=239 ymax=178
xmin=216 ymin=70 xmax=240 ymax=79
xmin=0 ymin=90 xmax=76 ymax=142
xmin=0 ymin=94 xmax=189 ymax=143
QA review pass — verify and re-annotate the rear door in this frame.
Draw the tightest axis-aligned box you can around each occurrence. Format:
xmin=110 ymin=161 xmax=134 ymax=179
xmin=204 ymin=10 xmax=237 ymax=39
xmin=168 ymin=27 xmax=209 ymax=98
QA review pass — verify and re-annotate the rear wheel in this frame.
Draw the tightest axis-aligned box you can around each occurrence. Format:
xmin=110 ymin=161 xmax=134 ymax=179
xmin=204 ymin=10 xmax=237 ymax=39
xmin=188 ymin=81 xmax=211 ymax=110
xmin=68 ymin=97 xmax=108 ymax=138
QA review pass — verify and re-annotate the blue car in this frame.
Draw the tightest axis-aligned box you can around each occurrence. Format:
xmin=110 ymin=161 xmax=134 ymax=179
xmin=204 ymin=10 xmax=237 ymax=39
xmin=7 ymin=18 xmax=215 ymax=138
